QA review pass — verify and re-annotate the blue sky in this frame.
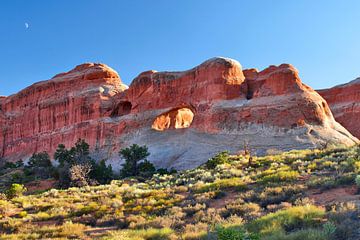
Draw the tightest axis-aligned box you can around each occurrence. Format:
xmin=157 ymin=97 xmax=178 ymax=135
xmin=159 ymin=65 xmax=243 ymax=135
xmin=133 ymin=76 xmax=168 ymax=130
xmin=1 ymin=0 xmax=360 ymax=96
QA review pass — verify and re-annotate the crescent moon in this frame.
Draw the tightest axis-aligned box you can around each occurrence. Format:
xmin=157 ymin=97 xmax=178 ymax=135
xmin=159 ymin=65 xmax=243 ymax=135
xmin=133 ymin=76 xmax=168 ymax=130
xmin=25 ymin=23 xmax=29 ymax=29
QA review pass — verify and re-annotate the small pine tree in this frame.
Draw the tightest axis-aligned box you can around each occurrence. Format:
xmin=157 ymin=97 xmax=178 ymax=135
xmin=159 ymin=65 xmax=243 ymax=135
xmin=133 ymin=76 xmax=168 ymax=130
xmin=54 ymin=139 xmax=93 ymax=188
xmin=119 ymin=144 xmax=152 ymax=178
xmin=54 ymin=139 xmax=92 ymax=166
xmin=73 ymin=139 xmax=91 ymax=163
xmin=28 ymin=152 xmax=52 ymax=168
xmin=26 ymin=152 xmax=54 ymax=179
xmin=54 ymin=144 xmax=74 ymax=166
xmin=54 ymin=139 xmax=115 ymax=188
xmin=90 ymin=159 xmax=113 ymax=184
xmin=138 ymin=160 xmax=156 ymax=178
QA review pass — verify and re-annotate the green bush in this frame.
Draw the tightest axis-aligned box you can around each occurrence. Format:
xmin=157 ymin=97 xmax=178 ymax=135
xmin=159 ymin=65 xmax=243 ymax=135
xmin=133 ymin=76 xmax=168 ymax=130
xmin=193 ymin=178 xmax=246 ymax=193
xmin=215 ymin=226 xmax=259 ymax=240
xmin=247 ymin=205 xmax=325 ymax=234
xmin=138 ymin=160 xmax=156 ymax=179
xmin=90 ymin=159 xmax=113 ymax=184
xmin=54 ymin=139 xmax=115 ymax=187
xmin=105 ymin=227 xmax=175 ymax=240
xmin=259 ymin=170 xmax=299 ymax=184
xmin=262 ymin=229 xmax=328 ymax=240
xmin=5 ymin=183 xmax=27 ymax=199
xmin=26 ymin=152 xmax=54 ymax=179
xmin=205 ymin=151 xmax=230 ymax=169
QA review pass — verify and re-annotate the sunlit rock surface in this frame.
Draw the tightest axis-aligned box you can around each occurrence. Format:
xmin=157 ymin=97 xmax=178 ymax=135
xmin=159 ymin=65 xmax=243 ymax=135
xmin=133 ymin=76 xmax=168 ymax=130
xmin=318 ymin=78 xmax=360 ymax=139
xmin=0 ymin=58 xmax=358 ymax=169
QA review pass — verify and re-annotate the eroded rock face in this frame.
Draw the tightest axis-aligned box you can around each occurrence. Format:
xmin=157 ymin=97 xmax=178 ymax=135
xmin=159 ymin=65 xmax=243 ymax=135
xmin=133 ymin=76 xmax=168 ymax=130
xmin=0 ymin=63 xmax=127 ymax=161
xmin=318 ymin=78 xmax=360 ymax=138
xmin=0 ymin=58 xmax=358 ymax=169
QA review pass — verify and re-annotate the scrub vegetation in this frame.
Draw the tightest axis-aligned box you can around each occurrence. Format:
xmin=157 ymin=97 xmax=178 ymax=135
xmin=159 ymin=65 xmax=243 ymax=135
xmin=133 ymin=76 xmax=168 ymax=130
xmin=1 ymin=144 xmax=360 ymax=239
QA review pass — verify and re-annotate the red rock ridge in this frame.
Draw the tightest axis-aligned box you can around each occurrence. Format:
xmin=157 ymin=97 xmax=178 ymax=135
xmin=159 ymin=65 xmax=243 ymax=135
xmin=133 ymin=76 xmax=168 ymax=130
xmin=318 ymin=78 xmax=360 ymax=138
xmin=0 ymin=63 xmax=127 ymax=161
xmin=0 ymin=57 xmax=357 ymax=169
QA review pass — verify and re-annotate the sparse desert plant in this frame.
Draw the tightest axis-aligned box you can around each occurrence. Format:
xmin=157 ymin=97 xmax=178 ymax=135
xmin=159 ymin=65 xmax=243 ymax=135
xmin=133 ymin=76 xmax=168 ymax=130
xmin=5 ymin=183 xmax=27 ymax=199
xmin=247 ymin=205 xmax=325 ymax=234
xmin=193 ymin=177 xmax=246 ymax=193
xmin=1 ymin=146 xmax=360 ymax=239
xmin=215 ymin=225 xmax=259 ymax=240
xmin=69 ymin=163 xmax=93 ymax=187
xmin=259 ymin=170 xmax=299 ymax=184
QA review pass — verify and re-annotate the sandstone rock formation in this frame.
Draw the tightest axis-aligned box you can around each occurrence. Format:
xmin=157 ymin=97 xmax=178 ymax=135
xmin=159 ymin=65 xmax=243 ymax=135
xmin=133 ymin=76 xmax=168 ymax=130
xmin=0 ymin=63 xmax=127 ymax=162
xmin=0 ymin=58 xmax=358 ymax=169
xmin=318 ymin=78 xmax=360 ymax=139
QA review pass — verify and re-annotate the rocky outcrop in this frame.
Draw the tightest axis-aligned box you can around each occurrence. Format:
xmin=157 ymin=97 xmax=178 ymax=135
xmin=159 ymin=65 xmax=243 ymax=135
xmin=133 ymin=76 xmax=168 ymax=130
xmin=318 ymin=78 xmax=360 ymax=139
xmin=0 ymin=58 xmax=358 ymax=169
xmin=0 ymin=63 xmax=127 ymax=162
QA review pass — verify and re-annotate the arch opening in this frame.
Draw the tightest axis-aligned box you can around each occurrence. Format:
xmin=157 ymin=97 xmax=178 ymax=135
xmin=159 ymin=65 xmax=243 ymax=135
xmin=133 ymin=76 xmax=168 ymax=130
xmin=152 ymin=107 xmax=194 ymax=131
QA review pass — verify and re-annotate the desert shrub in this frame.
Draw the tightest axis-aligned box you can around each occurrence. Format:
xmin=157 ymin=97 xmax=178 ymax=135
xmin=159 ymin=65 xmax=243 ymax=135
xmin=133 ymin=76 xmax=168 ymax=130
xmin=306 ymin=176 xmax=336 ymax=189
xmin=258 ymin=185 xmax=305 ymax=207
xmin=214 ymin=226 xmax=259 ymax=240
xmin=5 ymin=183 xmax=27 ymax=199
xmin=0 ymin=199 xmax=17 ymax=216
xmin=16 ymin=211 xmax=27 ymax=218
xmin=59 ymin=222 xmax=87 ymax=238
xmin=193 ymin=178 xmax=246 ymax=193
xmin=247 ymin=205 xmax=325 ymax=235
xmin=183 ymin=203 xmax=206 ymax=217
xmin=356 ymin=144 xmax=360 ymax=160
xmin=156 ymin=168 xmax=177 ymax=176
xmin=10 ymin=172 xmax=25 ymax=184
xmin=205 ymin=151 xmax=229 ymax=169
xmin=104 ymin=227 xmax=175 ymax=240
xmin=2 ymin=160 xmax=23 ymax=170
xmin=261 ymin=228 xmax=329 ymax=240
xmin=181 ymin=223 xmax=208 ymax=239
xmin=327 ymin=202 xmax=360 ymax=240
xmin=69 ymin=163 xmax=93 ymax=187
xmin=259 ymin=170 xmax=299 ymax=184
xmin=226 ymin=202 xmax=262 ymax=220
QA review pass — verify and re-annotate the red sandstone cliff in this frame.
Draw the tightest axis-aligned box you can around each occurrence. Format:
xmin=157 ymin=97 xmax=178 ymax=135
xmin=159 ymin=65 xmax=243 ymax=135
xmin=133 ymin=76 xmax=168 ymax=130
xmin=318 ymin=78 xmax=360 ymax=139
xmin=0 ymin=58 xmax=358 ymax=169
xmin=0 ymin=63 xmax=127 ymax=162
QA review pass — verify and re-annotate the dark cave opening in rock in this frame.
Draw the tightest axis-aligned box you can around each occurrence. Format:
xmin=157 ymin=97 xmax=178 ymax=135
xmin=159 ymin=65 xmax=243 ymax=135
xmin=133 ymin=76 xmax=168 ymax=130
xmin=111 ymin=101 xmax=132 ymax=117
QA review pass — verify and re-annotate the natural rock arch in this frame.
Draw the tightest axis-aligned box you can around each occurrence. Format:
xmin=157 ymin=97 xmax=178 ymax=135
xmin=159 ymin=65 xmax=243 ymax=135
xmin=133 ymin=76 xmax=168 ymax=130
xmin=152 ymin=107 xmax=194 ymax=131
